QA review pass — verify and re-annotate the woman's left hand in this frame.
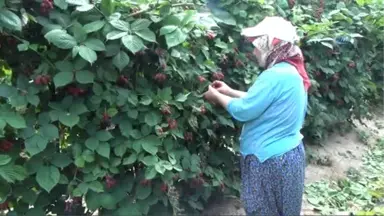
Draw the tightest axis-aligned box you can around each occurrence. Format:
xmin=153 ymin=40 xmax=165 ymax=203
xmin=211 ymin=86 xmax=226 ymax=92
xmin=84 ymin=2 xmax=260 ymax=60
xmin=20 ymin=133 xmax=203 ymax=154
xmin=204 ymin=85 xmax=219 ymax=104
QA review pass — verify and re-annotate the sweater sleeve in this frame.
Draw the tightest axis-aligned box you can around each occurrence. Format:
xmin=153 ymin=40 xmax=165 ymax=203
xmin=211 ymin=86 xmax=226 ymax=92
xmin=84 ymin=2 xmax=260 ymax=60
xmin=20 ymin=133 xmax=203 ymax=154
xmin=226 ymin=72 xmax=277 ymax=122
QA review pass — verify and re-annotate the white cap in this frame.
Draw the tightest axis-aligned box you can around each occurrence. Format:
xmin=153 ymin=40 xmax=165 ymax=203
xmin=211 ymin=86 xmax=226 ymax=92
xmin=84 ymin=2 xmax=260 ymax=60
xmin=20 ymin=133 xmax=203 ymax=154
xmin=241 ymin=16 xmax=299 ymax=44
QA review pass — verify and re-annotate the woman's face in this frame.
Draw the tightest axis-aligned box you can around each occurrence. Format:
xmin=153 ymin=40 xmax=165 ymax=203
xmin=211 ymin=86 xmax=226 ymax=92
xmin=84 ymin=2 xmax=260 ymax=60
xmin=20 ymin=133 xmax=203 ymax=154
xmin=253 ymin=47 xmax=267 ymax=68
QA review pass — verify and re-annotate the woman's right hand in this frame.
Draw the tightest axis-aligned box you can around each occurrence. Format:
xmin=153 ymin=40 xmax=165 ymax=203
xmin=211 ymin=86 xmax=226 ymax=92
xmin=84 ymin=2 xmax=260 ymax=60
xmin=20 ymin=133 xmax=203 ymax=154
xmin=211 ymin=81 xmax=232 ymax=95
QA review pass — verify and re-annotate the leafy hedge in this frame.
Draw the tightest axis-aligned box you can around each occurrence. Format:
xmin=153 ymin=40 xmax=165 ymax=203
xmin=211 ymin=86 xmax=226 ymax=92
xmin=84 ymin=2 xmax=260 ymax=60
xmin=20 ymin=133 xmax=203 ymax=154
xmin=0 ymin=0 xmax=383 ymax=215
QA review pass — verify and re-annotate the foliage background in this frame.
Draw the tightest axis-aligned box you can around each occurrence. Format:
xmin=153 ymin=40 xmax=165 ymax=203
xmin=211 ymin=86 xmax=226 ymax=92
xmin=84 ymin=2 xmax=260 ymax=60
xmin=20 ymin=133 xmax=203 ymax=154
xmin=0 ymin=0 xmax=383 ymax=215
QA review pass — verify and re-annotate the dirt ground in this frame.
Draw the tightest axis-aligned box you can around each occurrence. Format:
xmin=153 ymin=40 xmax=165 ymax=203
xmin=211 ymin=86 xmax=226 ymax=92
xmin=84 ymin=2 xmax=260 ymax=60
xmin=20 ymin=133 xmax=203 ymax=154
xmin=202 ymin=113 xmax=384 ymax=216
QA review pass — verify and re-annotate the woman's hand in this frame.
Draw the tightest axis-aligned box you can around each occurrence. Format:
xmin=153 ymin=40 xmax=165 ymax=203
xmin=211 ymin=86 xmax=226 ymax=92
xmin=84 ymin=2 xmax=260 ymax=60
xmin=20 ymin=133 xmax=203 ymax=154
xmin=211 ymin=81 xmax=233 ymax=95
xmin=203 ymin=85 xmax=219 ymax=104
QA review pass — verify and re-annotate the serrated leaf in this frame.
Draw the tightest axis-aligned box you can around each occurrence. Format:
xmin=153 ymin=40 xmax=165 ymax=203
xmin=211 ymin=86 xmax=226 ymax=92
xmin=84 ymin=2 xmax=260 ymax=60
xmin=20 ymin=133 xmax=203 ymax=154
xmin=165 ymin=28 xmax=187 ymax=48
xmin=0 ymin=165 xmax=27 ymax=183
xmin=84 ymin=20 xmax=105 ymax=33
xmin=76 ymin=70 xmax=95 ymax=84
xmin=141 ymin=155 xmax=158 ymax=166
xmin=40 ymin=124 xmax=59 ymax=140
xmin=69 ymin=102 xmax=88 ymax=115
xmin=84 ymin=38 xmax=106 ymax=51
xmin=96 ymin=142 xmax=110 ymax=158
xmin=88 ymin=181 xmax=104 ymax=192
xmin=136 ymin=184 xmax=152 ymax=200
xmin=79 ymin=45 xmax=97 ymax=64
xmin=76 ymin=4 xmax=94 ymax=11
xmin=36 ymin=166 xmax=60 ymax=193
xmin=141 ymin=135 xmax=161 ymax=155
xmin=106 ymin=31 xmax=128 ymax=40
xmin=85 ymin=137 xmax=99 ymax=151
xmin=112 ymin=51 xmax=130 ymax=71
xmin=122 ymin=35 xmax=145 ymax=53
xmin=110 ymin=19 xmax=130 ymax=31
xmin=159 ymin=25 xmax=177 ymax=36
xmin=25 ymin=134 xmax=49 ymax=156
xmin=135 ymin=29 xmax=156 ymax=42
xmin=4 ymin=113 xmax=26 ymax=129
xmin=59 ymin=112 xmax=79 ymax=127
xmin=144 ymin=167 xmax=157 ymax=180
xmin=0 ymin=155 xmax=11 ymax=166
xmin=0 ymin=9 xmax=22 ymax=31
xmin=131 ymin=19 xmax=152 ymax=31
xmin=175 ymin=92 xmax=190 ymax=102
xmin=120 ymin=120 xmax=132 ymax=138
xmin=123 ymin=153 xmax=137 ymax=165
xmin=144 ymin=112 xmax=161 ymax=127
xmin=53 ymin=72 xmax=73 ymax=87
xmin=66 ymin=0 xmax=89 ymax=5
xmin=96 ymin=130 xmax=113 ymax=141
xmin=54 ymin=0 xmax=68 ymax=10
xmin=45 ymin=29 xmax=77 ymax=49
xmin=50 ymin=154 xmax=72 ymax=168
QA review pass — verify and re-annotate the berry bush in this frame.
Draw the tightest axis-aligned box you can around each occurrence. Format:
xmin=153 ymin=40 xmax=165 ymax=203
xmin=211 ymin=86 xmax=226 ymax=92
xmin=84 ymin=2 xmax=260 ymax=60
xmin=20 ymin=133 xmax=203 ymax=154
xmin=0 ymin=0 xmax=383 ymax=215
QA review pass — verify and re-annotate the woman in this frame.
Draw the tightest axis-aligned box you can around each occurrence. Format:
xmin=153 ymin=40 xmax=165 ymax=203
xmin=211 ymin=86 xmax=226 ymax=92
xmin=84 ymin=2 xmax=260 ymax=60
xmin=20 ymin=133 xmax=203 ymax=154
xmin=204 ymin=16 xmax=311 ymax=216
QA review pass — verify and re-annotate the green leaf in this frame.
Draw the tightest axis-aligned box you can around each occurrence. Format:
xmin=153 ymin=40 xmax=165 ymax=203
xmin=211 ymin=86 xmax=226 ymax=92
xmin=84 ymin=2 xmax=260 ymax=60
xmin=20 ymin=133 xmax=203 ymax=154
xmin=88 ymin=181 xmax=104 ymax=192
xmin=165 ymin=28 xmax=187 ymax=48
xmin=53 ymin=72 xmax=73 ymax=87
xmin=50 ymin=154 xmax=72 ymax=168
xmin=159 ymin=25 xmax=178 ymax=36
xmin=101 ymin=0 xmax=115 ymax=16
xmin=27 ymin=95 xmax=40 ymax=106
xmin=141 ymin=155 xmax=158 ymax=166
xmin=0 ymin=165 xmax=27 ymax=183
xmin=131 ymin=19 xmax=152 ymax=31
xmin=0 ymin=180 xmax=11 ymax=203
xmin=106 ymin=31 xmax=128 ymax=40
xmin=79 ymin=45 xmax=97 ymax=64
xmin=136 ymin=184 xmax=152 ymax=200
xmin=59 ymin=112 xmax=80 ymax=127
xmin=66 ymin=0 xmax=89 ymax=5
xmin=144 ymin=112 xmax=161 ymax=127
xmin=36 ymin=166 xmax=60 ymax=192
xmin=45 ymin=29 xmax=77 ymax=49
xmin=100 ymin=193 xmax=117 ymax=209
xmin=96 ymin=142 xmax=110 ymax=158
xmin=110 ymin=20 xmax=130 ymax=31
xmin=76 ymin=70 xmax=95 ymax=84
xmin=0 ymin=9 xmax=22 ymax=31
xmin=122 ymin=35 xmax=145 ymax=53
xmin=135 ymin=29 xmax=156 ymax=42
xmin=96 ymin=130 xmax=113 ymax=141
xmin=25 ymin=134 xmax=49 ymax=156
xmin=119 ymin=120 xmax=132 ymax=138
xmin=85 ymin=137 xmax=99 ymax=151
xmin=141 ymin=135 xmax=161 ymax=155
xmin=175 ymin=92 xmax=190 ymax=102
xmin=4 ymin=113 xmax=26 ymax=129
xmin=0 ymin=155 xmax=11 ymax=166
xmin=144 ymin=166 xmax=157 ymax=180
xmin=84 ymin=20 xmax=105 ymax=33
xmin=112 ymin=51 xmax=130 ymax=71
xmin=54 ymin=0 xmax=68 ymax=10
xmin=40 ymin=124 xmax=59 ymax=140
xmin=123 ymin=153 xmax=137 ymax=165
xmin=84 ymin=38 xmax=106 ymax=51
xmin=211 ymin=8 xmax=236 ymax=26
xmin=69 ymin=102 xmax=88 ymax=115
xmin=76 ymin=4 xmax=94 ymax=11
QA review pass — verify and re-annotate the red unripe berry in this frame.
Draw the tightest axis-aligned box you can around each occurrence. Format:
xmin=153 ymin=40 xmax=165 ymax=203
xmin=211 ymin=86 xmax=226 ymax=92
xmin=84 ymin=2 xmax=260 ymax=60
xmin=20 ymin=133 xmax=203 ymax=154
xmin=200 ymin=105 xmax=206 ymax=114
xmin=117 ymin=75 xmax=129 ymax=86
xmin=0 ymin=201 xmax=9 ymax=210
xmin=348 ymin=61 xmax=356 ymax=68
xmin=160 ymin=183 xmax=168 ymax=192
xmin=105 ymin=175 xmax=117 ymax=189
xmin=34 ymin=75 xmax=42 ymax=85
xmin=154 ymin=73 xmax=167 ymax=83
xmin=167 ymin=119 xmax=177 ymax=130
xmin=197 ymin=76 xmax=206 ymax=83
xmin=161 ymin=105 xmax=171 ymax=115
xmin=207 ymin=32 xmax=216 ymax=40
xmin=184 ymin=132 xmax=193 ymax=142
xmin=0 ymin=140 xmax=13 ymax=152
xmin=212 ymin=72 xmax=225 ymax=80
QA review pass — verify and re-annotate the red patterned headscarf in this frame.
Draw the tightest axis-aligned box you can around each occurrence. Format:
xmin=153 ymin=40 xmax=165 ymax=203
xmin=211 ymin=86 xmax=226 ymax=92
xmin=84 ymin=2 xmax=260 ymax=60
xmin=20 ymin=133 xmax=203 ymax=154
xmin=242 ymin=17 xmax=311 ymax=92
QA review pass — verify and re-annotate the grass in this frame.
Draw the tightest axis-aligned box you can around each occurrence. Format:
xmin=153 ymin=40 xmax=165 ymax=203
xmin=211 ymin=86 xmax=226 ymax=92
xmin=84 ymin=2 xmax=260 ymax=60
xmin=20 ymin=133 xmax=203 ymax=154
xmin=304 ymin=138 xmax=384 ymax=215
